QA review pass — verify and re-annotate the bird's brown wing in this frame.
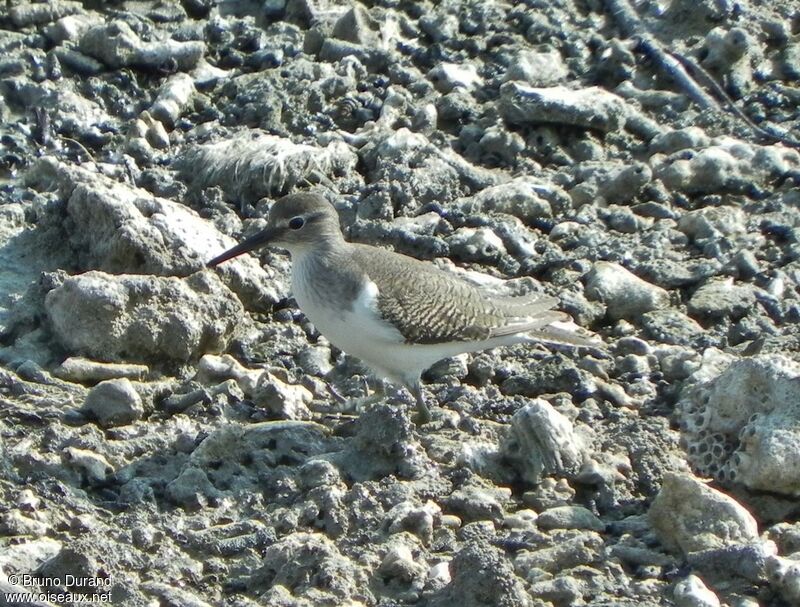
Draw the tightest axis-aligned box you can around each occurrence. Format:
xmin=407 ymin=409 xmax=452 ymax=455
xmin=351 ymin=245 xmax=565 ymax=345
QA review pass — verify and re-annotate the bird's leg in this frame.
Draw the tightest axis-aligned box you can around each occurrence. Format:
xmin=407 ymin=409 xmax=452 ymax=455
xmin=408 ymin=381 xmax=432 ymax=425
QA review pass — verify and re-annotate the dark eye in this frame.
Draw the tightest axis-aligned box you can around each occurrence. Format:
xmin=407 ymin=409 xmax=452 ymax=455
xmin=288 ymin=216 xmax=304 ymax=230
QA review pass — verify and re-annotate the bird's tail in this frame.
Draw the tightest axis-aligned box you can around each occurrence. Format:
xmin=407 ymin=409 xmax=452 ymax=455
xmin=528 ymin=321 xmax=604 ymax=351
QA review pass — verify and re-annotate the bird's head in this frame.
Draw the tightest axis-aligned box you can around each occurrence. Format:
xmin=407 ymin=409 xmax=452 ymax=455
xmin=207 ymin=192 xmax=342 ymax=266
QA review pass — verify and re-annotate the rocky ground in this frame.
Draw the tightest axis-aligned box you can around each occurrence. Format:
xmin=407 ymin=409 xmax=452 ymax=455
xmin=1 ymin=0 xmax=800 ymax=605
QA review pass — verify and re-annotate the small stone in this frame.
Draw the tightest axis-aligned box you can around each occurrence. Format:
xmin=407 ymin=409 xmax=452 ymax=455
xmin=445 ymin=486 xmax=508 ymax=523
xmin=585 ymin=261 xmax=669 ymax=320
xmin=82 ymin=378 xmax=144 ymax=427
xmin=440 ymin=515 xmax=462 ymax=529
xmin=253 ymin=373 xmax=313 ymax=420
xmin=428 ymin=62 xmax=483 ymax=93
xmin=54 ymin=357 xmax=148 ymax=383
xmin=165 ymin=467 xmax=221 ymax=510
xmin=502 ymin=399 xmax=586 ymax=484
xmin=386 ymin=500 xmax=440 ymax=543
xmin=378 ymin=543 xmax=426 ymax=583
xmin=63 ymin=447 xmax=114 ymax=484
xmin=0 ymin=511 xmax=49 ymax=536
xmin=674 ymin=574 xmax=721 ymax=607
xmin=765 ymin=554 xmax=800 ymax=605
xmin=503 ymin=48 xmax=568 ymax=86
xmin=17 ymin=489 xmax=41 ymax=512
xmin=436 ymin=542 xmax=530 ymax=606
xmin=425 ymin=354 xmax=468 ymax=382
xmin=641 ymin=309 xmax=706 ymax=345
xmin=195 ymin=354 xmax=263 ymax=396
xmin=503 ymin=509 xmax=539 ymax=530
xmin=688 ymin=279 xmax=756 ymax=320
xmin=537 ymin=505 xmax=605 ymax=532
xmin=296 ymin=345 xmax=333 ymax=376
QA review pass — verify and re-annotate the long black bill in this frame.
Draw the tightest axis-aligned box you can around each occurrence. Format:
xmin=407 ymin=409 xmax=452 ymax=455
xmin=207 ymin=227 xmax=279 ymax=267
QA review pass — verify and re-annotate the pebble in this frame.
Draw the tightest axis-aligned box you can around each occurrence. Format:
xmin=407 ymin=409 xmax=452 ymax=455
xmin=54 ymin=357 xmax=149 ymax=383
xmin=673 ymin=574 xmax=721 ymax=607
xmin=82 ymin=378 xmax=144 ymax=427
xmin=585 ymin=261 xmax=670 ymax=320
xmin=537 ymin=505 xmax=605 ymax=532
xmin=687 ymin=278 xmax=756 ymax=319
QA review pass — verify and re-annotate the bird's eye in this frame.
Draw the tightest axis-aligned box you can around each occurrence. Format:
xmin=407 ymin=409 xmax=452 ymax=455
xmin=288 ymin=216 xmax=305 ymax=230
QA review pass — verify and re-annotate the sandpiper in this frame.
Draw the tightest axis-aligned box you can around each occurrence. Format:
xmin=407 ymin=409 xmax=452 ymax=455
xmin=208 ymin=192 xmax=598 ymax=422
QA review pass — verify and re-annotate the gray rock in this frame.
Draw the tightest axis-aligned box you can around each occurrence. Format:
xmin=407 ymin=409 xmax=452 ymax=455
xmin=585 ymin=261 xmax=669 ymax=321
xmin=444 ymin=485 xmax=508 ymax=523
xmin=385 ymin=501 xmax=440 ymax=544
xmin=678 ymin=207 xmax=747 ymax=241
xmin=455 ymin=177 xmax=559 ymax=221
xmin=529 ymin=576 xmax=583 ymax=605
xmin=502 ymin=399 xmax=587 ymax=484
xmin=636 ymin=259 xmax=721 ymax=289
xmin=165 ymin=466 xmax=222 ymax=509
xmin=428 ymin=62 xmax=483 ymax=93
xmin=250 ymin=532 xmax=368 ymax=601
xmin=688 ymin=279 xmax=756 ymax=319
xmin=568 ymin=162 xmax=653 ymax=206
xmin=766 ymin=554 xmax=800 ymax=605
xmin=677 ymin=353 xmax=800 ymax=494
xmin=654 ymin=141 xmax=800 ymax=194
xmin=514 ymin=532 xmax=603 ymax=573
xmin=649 ymin=127 xmax=711 ymax=154
xmin=188 ymin=420 xmax=335 ymax=493
xmin=184 ymin=131 xmax=356 ymax=200
xmin=686 ymin=542 xmax=773 ymax=583
xmin=376 ymin=538 xmax=428 ymax=600
xmin=63 ymin=447 xmax=113 ymax=484
xmin=649 ymin=473 xmax=759 ymax=555
xmin=431 ymin=541 xmax=532 ymax=607
xmin=641 ymin=309 xmax=706 ymax=345
xmin=296 ymin=345 xmax=333 ymax=377
xmin=45 ymin=271 xmax=243 ymax=364
xmin=253 ymin=372 xmax=313 ymax=420
xmin=673 ymin=575 xmax=720 ymax=607
xmin=502 ymin=48 xmax=568 ymax=86
xmin=500 ymin=83 xmax=628 ymax=132
xmin=537 ymin=505 xmax=605 ymax=532
xmin=332 ymin=4 xmax=378 ymax=46
xmin=31 ymin=159 xmax=281 ymax=310
xmin=140 ymin=583 xmax=213 ymax=607
xmin=80 ymin=21 xmax=205 ymax=71
xmin=82 ymin=378 xmax=144 ymax=428
xmin=446 ymin=227 xmax=507 ymax=264
xmin=10 ymin=1 xmax=84 ymax=27
xmin=194 ymin=354 xmax=263 ymax=396
xmin=54 ymin=357 xmax=149 ymax=383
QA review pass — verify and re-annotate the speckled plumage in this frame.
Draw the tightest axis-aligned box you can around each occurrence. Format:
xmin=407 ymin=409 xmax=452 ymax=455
xmin=208 ymin=192 xmax=598 ymax=422
xmin=350 ymin=245 xmax=566 ymax=344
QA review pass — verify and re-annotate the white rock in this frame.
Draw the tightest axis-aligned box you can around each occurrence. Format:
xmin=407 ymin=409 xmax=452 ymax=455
xmin=82 ymin=378 xmax=144 ymax=427
xmin=674 ymin=574 xmax=720 ymax=607
xmin=502 ymin=398 xmax=587 ymax=484
xmin=585 ymin=261 xmax=669 ymax=320
xmin=649 ymin=473 xmax=759 ymax=555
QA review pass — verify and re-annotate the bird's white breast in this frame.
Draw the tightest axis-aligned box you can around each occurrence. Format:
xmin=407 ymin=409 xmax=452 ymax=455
xmin=290 ymin=254 xmax=530 ymax=384
xmin=291 ymin=256 xmax=415 ymax=379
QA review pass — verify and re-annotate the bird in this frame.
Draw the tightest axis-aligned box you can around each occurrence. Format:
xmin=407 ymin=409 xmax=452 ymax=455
xmin=207 ymin=192 xmax=599 ymax=423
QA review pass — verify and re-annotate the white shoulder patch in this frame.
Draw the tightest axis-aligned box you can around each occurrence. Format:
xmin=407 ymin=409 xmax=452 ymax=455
xmin=350 ymin=279 xmax=404 ymax=343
